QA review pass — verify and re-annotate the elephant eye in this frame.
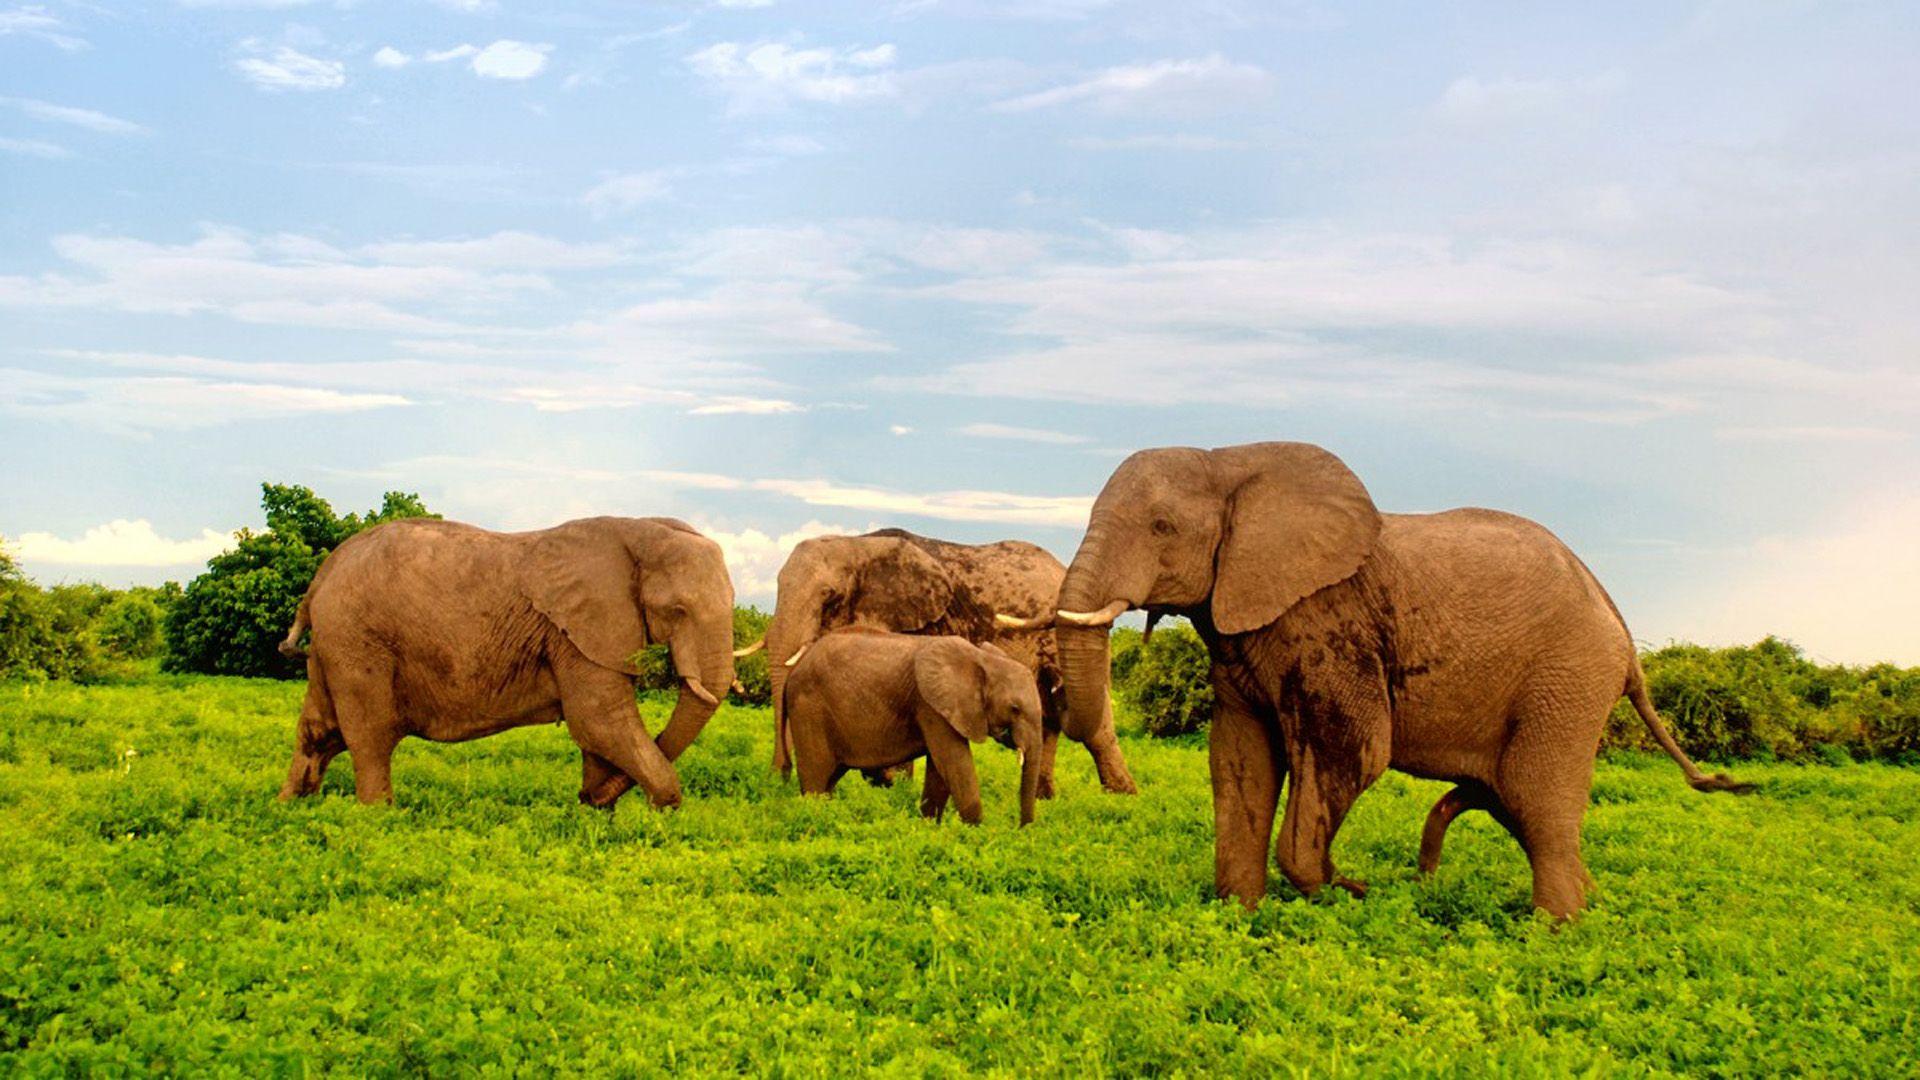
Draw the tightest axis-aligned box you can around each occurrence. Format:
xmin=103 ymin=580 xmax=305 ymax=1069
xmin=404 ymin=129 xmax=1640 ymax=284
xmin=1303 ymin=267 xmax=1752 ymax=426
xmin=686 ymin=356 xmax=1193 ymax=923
xmin=1151 ymin=518 xmax=1176 ymax=536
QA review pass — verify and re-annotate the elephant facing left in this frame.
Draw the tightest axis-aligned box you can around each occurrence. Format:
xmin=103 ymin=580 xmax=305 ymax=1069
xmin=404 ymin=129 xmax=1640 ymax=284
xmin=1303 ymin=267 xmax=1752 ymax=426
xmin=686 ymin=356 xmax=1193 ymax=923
xmin=275 ymin=516 xmax=737 ymax=808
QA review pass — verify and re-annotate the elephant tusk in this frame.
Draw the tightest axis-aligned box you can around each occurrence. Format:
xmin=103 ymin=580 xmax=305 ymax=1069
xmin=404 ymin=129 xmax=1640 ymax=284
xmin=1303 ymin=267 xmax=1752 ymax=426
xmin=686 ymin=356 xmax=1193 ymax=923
xmin=1055 ymin=599 xmax=1129 ymax=628
xmin=1142 ymin=610 xmax=1163 ymax=645
xmin=784 ymin=645 xmax=809 ymax=668
xmin=995 ymin=611 xmax=1054 ymax=631
xmin=733 ymin=638 xmax=765 ymax=659
xmin=730 ymin=679 xmax=746 ymax=695
xmin=684 ymin=677 xmax=720 ymax=707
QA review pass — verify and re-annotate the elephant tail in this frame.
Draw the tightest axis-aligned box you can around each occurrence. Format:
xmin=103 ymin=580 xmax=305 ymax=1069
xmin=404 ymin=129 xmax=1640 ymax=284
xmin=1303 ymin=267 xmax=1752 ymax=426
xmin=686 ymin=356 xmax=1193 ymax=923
xmin=1626 ymin=661 xmax=1755 ymax=794
xmin=278 ymin=598 xmax=311 ymax=660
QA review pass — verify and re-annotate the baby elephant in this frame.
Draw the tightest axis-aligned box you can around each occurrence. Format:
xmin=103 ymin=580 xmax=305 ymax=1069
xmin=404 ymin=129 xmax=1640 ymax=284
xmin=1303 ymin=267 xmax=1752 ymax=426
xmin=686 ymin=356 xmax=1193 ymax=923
xmin=782 ymin=631 xmax=1045 ymax=825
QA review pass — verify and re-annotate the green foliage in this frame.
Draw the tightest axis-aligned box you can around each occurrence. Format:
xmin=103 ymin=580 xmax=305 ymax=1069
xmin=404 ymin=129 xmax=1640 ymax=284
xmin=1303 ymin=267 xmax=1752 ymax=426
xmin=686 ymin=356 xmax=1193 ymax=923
xmin=1607 ymin=637 xmax=1920 ymax=764
xmin=634 ymin=606 xmax=773 ymax=705
xmin=1111 ymin=622 xmax=1215 ymax=738
xmin=1 ymin=674 xmax=1916 ymax=1074
xmin=730 ymin=605 xmax=771 ymax=706
xmin=162 ymin=484 xmax=437 ymax=679
xmin=0 ymin=543 xmax=175 ymax=682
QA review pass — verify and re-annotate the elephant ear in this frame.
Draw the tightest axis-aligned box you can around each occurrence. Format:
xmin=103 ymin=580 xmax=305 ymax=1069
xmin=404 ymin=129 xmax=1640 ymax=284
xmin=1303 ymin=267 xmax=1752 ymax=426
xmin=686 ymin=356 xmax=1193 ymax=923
xmin=523 ymin=518 xmax=649 ymax=675
xmin=853 ymin=537 xmax=955 ymax=632
xmin=914 ymin=638 xmax=989 ymax=742
xmin=1210 ymin=443 xmax=1382 ymax=636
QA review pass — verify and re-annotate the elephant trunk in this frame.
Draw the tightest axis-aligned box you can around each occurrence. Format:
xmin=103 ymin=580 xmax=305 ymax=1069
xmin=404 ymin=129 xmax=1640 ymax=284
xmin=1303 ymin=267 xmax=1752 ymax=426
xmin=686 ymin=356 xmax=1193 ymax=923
xmin=655 ymin=621 xmax=734 ymax=762
xmin=1056 ymin=526 xmax=1118 ymax=745
xmin=764 ymin=599 xmax=824 ymax=777
xmin=1016 ymin=713 xmax=1042 ymax=827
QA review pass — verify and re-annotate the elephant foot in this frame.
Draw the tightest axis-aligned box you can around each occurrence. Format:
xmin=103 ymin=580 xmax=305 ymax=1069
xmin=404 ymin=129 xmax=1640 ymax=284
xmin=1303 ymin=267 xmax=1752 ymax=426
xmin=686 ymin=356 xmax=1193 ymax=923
xmin=1036 ymin=775 xmax=1057 ymax=800
xmin=859 ymin=768 xmax=895 ymax=788
xmin=1102 ymin=776 xmax=1139 ymax=796
xmin=1333 ymin=876 xmax=1369 ymax=899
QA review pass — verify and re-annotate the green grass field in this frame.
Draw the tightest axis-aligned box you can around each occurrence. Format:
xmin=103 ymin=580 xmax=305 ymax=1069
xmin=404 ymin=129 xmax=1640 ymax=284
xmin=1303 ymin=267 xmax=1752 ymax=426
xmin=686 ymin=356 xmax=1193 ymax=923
xmin=3 ymin=676 xmax=1917 ymax=1076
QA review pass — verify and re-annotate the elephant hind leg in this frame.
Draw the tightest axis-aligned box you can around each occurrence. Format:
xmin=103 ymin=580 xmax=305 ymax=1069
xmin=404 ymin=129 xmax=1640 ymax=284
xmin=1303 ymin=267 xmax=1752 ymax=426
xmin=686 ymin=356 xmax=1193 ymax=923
xmin=1035 ymin=727 xmax=1060 ymax=800
xmin=279 ymin=667 xmax=345 ymax=800
xmin=1417 ymin=781 xmax=1508 ymax=875
xmin=919 ymin=755 xmax=951 ymax=821
xmin=329 ymin=663 xmax=404 ymax=805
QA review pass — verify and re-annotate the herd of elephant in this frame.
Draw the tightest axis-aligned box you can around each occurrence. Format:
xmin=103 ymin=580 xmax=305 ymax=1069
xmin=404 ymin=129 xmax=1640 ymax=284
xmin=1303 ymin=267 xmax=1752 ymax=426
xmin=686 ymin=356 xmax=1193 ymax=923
xmin=275 ymin=441 xmax=1749 ymax=918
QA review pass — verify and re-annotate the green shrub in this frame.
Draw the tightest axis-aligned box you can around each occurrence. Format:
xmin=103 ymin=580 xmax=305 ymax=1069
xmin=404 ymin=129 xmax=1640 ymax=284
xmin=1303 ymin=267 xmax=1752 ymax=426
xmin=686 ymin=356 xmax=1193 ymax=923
xmin=1112 ymin=621 xmax=1214 ymax=739
xmin=162 ymin=484 xmax=437 ymax=679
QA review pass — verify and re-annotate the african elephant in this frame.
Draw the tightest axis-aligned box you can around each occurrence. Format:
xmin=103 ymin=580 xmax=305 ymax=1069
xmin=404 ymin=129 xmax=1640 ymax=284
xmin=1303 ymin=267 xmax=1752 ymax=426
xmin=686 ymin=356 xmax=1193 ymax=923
xmin=276 ymin=516 xmax=736 ymax=808
xmin=1043 ymin=442 xmax=1747 ymax=917
xmin=760 ymin=529 xmax=1135 ymax=797
xmin=782 ymin=630 xmax=1044 ymax=826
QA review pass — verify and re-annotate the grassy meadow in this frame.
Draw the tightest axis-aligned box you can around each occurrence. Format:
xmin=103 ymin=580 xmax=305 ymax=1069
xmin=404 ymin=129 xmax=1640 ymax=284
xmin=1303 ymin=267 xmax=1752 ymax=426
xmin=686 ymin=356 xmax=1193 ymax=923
xmin=3 ymin=674 xmax=1918 ymax=1076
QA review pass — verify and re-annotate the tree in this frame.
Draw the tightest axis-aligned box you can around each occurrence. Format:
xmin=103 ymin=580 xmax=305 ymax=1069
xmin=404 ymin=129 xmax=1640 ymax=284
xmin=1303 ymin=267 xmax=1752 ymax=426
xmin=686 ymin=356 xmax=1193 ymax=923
xmin=163 ymin=484 xmax=437 ymax=678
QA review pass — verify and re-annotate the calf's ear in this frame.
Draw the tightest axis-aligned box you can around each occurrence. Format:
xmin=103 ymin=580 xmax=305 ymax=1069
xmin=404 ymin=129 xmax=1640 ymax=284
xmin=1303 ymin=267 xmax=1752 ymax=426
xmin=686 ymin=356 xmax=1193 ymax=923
xmin=914 ymin=638 xmax=990 ymax=742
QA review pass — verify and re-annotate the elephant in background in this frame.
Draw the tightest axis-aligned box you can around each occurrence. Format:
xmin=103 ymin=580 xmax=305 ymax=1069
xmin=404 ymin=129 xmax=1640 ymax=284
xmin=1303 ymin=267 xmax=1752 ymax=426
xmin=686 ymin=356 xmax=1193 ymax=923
xmin=782 ymin=630 xmax=1044 ymax=826
xmin=1043 ymin=442 xmax=1747 ymax=917
xmin=760 ymin=529 xmax=1136 ymax=797
xmin=277 ymin=516 xmax=737 ymax=808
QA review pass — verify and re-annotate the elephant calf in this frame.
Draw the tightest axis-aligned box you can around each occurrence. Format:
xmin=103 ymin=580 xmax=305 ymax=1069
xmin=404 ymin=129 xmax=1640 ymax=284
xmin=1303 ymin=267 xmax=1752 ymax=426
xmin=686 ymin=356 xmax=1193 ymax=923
xmin=276 ymin=516 xmax=737 ymax=808
xmin=782 ymin=630 xmax=1044 ymax=825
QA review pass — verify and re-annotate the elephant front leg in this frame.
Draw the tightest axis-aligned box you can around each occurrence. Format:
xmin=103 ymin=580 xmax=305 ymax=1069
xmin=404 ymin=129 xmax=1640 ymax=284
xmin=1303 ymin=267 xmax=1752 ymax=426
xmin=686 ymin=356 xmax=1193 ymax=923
xmin=578 ymin=751 xmax=633 ymax=809
xmin=918 ymin=756 xmax=952 ymax=821
xmin=1210 ymin=687 xmax=1285 ymax=909
xmin=1275 ymin=697 xmax=1390 ymax=900
xmin=556 ymin=657 xmax=682 ymax=810
xmin=1035 ymin=727 xmax=1060 ymax=800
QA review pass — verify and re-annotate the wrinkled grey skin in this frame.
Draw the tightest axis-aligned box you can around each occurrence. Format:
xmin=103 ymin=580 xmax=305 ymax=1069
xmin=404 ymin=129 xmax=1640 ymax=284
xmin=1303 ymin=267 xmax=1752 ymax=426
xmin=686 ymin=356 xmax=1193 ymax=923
xmin=782 ymin=630 xmax=1045 ymax=826
xmin=1053 ymin=442 xmax=1747 ymax=917
xmin=764 ymin=529 xmax=1135 ymax=797
xmin=277 ymin=516 xmax=736 ymax=808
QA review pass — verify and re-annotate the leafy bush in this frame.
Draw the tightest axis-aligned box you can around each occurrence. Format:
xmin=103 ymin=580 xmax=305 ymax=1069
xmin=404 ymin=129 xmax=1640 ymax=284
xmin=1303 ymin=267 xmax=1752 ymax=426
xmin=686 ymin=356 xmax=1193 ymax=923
xmin=632 ymin=605 xmax=773 ymax=706
xmin=162 ymin=484 xmax=437 ymax=679
xmin=1111 ymin=622 xmax=1215 ymax=739
xmin=1607 ymin=637 xmax=1920 ymax=764
xmin=0 ymin=547 xmax=177 ymax=682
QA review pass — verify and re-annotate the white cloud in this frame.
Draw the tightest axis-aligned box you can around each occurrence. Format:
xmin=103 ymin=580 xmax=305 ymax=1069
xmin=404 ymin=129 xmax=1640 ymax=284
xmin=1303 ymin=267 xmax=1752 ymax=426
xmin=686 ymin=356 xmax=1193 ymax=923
xmin=9 ymin=519 xmax=233 ymax=567
xmin=234 ymin=44 xmax=347 ymax=92
xmin=687 ymin=396 xmax=806 ymax=415
xmin=581 ymin=171 xmax=673 ymax=215
xmin=424 ymin=44 xmax=479 ymax=62
xmin=358 ymin=231 xmax=632 ymax=270
xmin=578 ymin=281 xmax=892 ymax=359
xmin=991 ymin=54 xmax=1270 ymax=115
xmin=1434 ymin=72 xmax=1624 ymax=126
xmin=471 ymin=40 xmax=552 ymax=80
xmin=0 ymin=136 xmax=69 ymax=159
xmin=1068 ymin=133 xmax=1248 ymax=151
xmin=749 ymin=477 xmax=1091 ymax=527
xmin=0 ymin=5 xmax=85 ymax=50
xmin=686 ymin=41 xmax=900 ymax=112
xmin=715 ymin=0 xmax=776 ymax=7
xmin=1715 ymin=425 xmax=1910 ymax=444
xmin=956 ymin=421 xmax=1091 ymax=445
xmin=745 ymin=134 xmax=827 ymax=156
xmin=373 ymin=46 xmax=411 ymax=68
xmin=697 ymin=520 xmax=852 ymax=601
xmin=0 ymin=368 xmax=410 ymax=432
xmin=889 ymin=424 xmax=914 ymax=435
xmin=2 ymin=97 xmax=148 ymax=135
xmin=1676 ymin=496 xmax=1920 ymax=666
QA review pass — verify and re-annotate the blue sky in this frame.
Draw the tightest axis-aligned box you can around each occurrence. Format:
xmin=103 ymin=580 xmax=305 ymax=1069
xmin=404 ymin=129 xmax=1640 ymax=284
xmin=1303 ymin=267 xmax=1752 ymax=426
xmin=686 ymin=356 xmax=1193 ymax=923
xmin=3 ymin=1 xmax=1917 ymax=663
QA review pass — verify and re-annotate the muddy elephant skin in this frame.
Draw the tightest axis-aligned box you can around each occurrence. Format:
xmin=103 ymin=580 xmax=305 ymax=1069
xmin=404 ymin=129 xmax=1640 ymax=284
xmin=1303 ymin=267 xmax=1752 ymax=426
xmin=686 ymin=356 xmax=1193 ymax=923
xmin=782 ymin=630 xmax=1044 ymax=826
xmin=1050 ymin=441 xmax=1748 ymax=917
xmin=276 ymin=516 xmax=736 ymax=808
xmin=763 ymin=529 xmax=1136 ymax=797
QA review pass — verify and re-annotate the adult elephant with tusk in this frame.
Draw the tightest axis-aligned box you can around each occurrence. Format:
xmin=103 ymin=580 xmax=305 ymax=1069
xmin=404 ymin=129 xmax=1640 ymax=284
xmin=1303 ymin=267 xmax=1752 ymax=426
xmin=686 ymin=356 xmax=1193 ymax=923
xmin=276 ymin=516 xmax=737 ymax=808
xmin=1053 ymin=442 xmax=1749 ymax=918
xmin=763 ymin=529 xmax=1137 ymax=797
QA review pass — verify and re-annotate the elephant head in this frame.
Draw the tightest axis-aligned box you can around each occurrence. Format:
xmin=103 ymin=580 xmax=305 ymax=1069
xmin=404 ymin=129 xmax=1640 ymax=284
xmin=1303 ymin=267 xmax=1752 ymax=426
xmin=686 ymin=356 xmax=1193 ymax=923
xmin=766 ymin=532 xmax=959 ymax=770
xmin=524 ymin=517 xmax=737 ymax=761
xmin=1053 ymin=443 xmax=1381 ymax=742
xmin=915 ymin=638 xmax=1045 ymax=825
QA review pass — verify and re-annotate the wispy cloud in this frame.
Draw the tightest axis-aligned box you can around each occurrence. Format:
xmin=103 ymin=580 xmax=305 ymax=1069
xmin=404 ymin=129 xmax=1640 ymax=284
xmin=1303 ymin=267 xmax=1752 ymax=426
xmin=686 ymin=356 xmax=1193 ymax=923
xmin=992 ymin=54 xmax=1269 ymax=114
xmin=582 ymin=171 xmax=674 ymax=215
xmin=0 ymin=5 xmax=86 ymax=51
xmin=686 ymin=40 xmax=899 ymax=112
xmin=234 ymin=42 xmax=347 ymax=92
xmin=0 ymin=368 xmax=409 ymax=434
xmin=2 ymin=97 xmax=149 ymax=135
xmin=0 ymin=135 xmax=69 ymax=159
xmin=956 ymin=422 xmax=1091 ymax=445
xmin=1068 ymin=132 xmax=1247 ymax=151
